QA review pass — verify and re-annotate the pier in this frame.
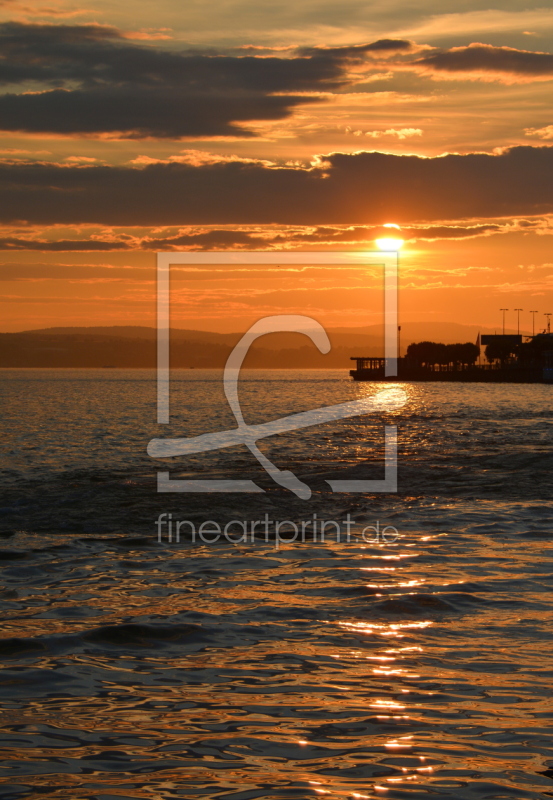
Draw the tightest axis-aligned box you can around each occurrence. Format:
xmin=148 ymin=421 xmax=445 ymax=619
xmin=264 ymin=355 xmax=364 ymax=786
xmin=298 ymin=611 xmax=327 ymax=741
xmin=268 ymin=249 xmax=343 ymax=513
xmin=350 ymin=334 xmax=553 ymax=383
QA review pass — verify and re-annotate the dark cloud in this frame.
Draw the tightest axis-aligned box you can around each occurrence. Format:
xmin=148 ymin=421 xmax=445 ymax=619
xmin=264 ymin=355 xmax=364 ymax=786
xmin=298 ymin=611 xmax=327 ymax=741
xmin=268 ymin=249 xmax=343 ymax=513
xmin=404 ymin=224 xmax=502 ymax=240
xmin=0 ymin=146 xmax=551 ymax=225
xmin=0 ymin=88 xmax=323 ymax=139
xmin=141 ymin=230 xmax=263 ymax=250
xmin=415 ymin=43 xmax=553 ymax=77
xmin=0 ymin=22 xmax=393 ymax=138
xmin=0 ymin=237 xmax=130 ymax=250
xmin=0 ymin=223 xmax=511 ymax=253
xmin=0 ymin=232 xmax=262 ymax=252
xmin=284 ymin=223 xmax=502 ymax=243
xmin=299 ymin=39 xmax=414 ymax=59
xmin=0 ymin=22 xmax=371 ymax=89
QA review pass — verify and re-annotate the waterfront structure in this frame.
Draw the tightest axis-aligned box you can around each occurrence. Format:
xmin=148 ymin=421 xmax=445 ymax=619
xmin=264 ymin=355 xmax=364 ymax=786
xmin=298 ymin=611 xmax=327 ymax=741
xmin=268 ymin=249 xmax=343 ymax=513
xmin=350 ymin=333 xmax=553 ymax=383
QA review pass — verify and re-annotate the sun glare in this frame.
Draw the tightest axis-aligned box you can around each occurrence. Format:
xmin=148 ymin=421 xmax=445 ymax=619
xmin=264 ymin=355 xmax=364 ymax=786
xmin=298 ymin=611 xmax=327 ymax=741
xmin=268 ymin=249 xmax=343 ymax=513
xmin=376 ymin=237 xmax=404 ymax=251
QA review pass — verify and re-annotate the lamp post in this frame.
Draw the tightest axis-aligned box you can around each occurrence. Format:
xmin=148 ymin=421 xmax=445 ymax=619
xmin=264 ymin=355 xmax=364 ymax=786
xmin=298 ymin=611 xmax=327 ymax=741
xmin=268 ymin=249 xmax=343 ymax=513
xmin=514 ymin=308 xmax=523 ymax=336
xmin=546 ymin=313 xmax=552 ymax=334
xmin=500 ymin=308 xmax=509 ymax=335
xmin=530 ymin=310 xmax=538 ymax=337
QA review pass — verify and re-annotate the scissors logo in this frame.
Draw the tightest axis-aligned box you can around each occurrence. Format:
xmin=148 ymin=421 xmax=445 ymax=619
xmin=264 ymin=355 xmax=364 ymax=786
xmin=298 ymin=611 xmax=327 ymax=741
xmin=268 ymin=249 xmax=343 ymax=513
xmin=148 ymin=315 xmax=406 ymax=498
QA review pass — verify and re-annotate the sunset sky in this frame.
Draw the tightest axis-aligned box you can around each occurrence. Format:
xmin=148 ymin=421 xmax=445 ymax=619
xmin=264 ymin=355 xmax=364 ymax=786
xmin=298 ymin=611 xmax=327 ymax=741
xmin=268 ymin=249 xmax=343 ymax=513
xmin=1 ymin=1 xmax=553 ymax=334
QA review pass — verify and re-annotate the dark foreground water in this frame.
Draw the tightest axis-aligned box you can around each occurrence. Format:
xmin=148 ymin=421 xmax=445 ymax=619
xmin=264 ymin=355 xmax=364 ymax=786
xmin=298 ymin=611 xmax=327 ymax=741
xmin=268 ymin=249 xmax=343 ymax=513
xmin=1 ymin=369 xmax=553 ymax=799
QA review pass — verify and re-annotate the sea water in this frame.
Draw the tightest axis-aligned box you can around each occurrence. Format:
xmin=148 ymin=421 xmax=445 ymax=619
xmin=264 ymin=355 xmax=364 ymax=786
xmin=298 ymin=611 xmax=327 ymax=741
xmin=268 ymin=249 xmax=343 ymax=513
xmin=1 ymin=369 xmax=552 ymax=798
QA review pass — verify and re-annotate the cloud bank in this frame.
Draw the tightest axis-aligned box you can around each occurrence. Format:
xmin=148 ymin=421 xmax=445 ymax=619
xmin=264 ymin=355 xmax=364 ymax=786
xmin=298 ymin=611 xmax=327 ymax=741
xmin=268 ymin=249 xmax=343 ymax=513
xmin=0 ymin=22 xmax=412 ymax=138
xmin=0 ymin=146 xmax=551 ymax=225
xmin=0 ymin=22 xmax=551 ymax=141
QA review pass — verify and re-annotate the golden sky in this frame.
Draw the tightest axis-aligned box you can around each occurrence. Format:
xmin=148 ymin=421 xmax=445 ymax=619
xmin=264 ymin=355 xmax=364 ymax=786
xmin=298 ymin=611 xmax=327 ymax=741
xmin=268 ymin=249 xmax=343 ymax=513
xmin=1 ymin=1 xmax=552 ymax=334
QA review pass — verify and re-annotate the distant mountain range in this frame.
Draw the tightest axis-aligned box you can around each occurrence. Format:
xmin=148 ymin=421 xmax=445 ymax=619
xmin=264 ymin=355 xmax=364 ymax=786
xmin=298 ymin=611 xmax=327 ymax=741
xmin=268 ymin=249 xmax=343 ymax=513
xmin=0 ymin=323 xmax=517 ymax=368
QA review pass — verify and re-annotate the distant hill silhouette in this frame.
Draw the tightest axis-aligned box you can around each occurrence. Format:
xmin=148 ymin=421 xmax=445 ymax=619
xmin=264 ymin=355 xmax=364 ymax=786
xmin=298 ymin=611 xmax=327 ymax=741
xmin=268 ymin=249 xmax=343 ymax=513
xmin=0 ymin=330 xmax=369 ymax=368
xmin=20 ymin=326 xmax=238 ymax=345
xmin=0 ymin=322 xmax=518 ymax=368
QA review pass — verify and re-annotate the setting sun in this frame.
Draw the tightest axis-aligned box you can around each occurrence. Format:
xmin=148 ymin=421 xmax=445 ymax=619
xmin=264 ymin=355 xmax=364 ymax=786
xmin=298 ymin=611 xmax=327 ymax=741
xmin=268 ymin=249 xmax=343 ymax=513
xmin=375 ymin=237 xmax=405 ymax=251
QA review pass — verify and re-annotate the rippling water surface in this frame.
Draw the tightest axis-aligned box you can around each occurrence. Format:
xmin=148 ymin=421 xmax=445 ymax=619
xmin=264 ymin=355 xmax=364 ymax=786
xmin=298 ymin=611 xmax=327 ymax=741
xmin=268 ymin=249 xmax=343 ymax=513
xmin=1 ymin=369 xmax=553 ymax=799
